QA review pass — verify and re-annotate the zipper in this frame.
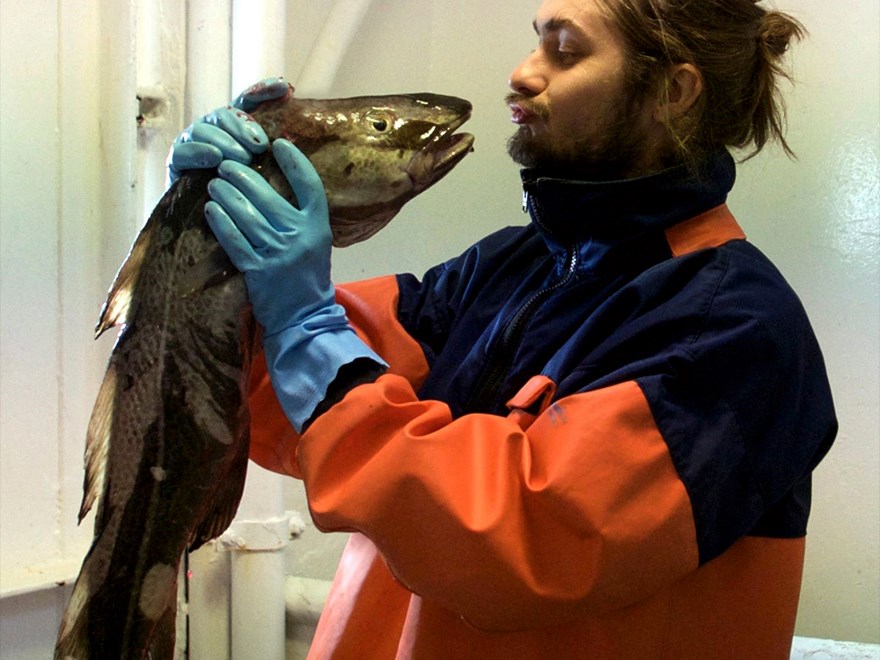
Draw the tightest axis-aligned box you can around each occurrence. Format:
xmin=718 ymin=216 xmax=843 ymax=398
xmin=466 ymin=192 xmax=579 ymax=412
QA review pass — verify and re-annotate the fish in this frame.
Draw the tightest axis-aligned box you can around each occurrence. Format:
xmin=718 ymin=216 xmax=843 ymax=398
xmin=54 ymin=84 xmax=474 ymax=660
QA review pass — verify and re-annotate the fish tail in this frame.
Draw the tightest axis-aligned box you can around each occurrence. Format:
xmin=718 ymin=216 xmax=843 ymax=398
xmin=55 ymin=519 xmax=179 ymax=659
xmin=145 ymin=606 xmax=178 ymax=660
xmin=54 ymin=564 xmax=92 ymax=659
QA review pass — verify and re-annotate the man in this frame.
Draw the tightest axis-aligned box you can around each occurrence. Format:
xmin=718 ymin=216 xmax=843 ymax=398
xmin=171 ymin=0 xmax=836 ymax=657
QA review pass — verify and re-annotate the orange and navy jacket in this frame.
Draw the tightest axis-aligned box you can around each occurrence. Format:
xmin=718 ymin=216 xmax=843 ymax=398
xmin=248 ymin=149 xmax=837 ymax=659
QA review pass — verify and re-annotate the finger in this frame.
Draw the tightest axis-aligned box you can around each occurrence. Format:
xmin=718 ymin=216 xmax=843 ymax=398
xmin=206 ymin=176 xmax=277 ymax=249
xmin=169 ymin=141 xmax=223 ymax=171
xmin=272 ymin=139 xmax=329 ymax=216
xmin=234 ymin=77 xmax=291 ymax=112
xmin=205 ymin=106 xmax=270 ymax=155
xmin=189 ymin=122 xmax=254 ymax=163
xmin=216 ymin=159 xmax=298 ymax=233
xmin=204 ymin=200 xmax=259 ymax=271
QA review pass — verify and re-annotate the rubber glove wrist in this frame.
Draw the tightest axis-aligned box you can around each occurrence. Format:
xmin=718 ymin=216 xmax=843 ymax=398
xmin=204 ymin=139 xmax=333 ymax=335
xmin=167 ymin=76 xmax=289 ymax=186
xmin=262 ymin=305 xmax=388 ymax=433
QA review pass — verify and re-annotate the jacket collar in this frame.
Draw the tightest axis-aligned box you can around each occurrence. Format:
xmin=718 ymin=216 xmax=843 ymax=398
xmin=521 ymin=149 xmax=737 ymax=254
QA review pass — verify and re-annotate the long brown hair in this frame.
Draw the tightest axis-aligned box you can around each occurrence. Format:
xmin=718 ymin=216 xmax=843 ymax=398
xmin=597 ymin=0 xmax=805 ymax=165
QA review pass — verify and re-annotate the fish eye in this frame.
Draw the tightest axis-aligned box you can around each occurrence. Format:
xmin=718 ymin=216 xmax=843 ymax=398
xmin=366 ymin=111 xmax=394 ymax=133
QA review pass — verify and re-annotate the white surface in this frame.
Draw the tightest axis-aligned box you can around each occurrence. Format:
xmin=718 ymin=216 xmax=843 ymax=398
xmin=790 ymin=637 xmax=880 ymax=660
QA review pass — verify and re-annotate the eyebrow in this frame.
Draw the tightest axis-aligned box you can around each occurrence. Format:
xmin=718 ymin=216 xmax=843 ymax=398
xmin=532 ymin=16 xmax=589 ymax=40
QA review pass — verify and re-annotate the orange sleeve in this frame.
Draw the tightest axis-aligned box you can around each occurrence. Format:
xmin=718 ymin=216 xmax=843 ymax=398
xmin=296 ymin=373 xmax=699 ymax=630
xmin=247 ymin=275 xmax=428 ymax=476
xmin=247 ymin=349 xmax=302 ymax=476
xmin=336 ymin=275 xmax=430 ymax=389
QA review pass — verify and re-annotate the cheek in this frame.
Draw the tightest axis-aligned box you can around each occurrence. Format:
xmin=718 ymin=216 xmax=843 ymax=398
xmin=551 ymin=93 xmax=611 ymax=137
xmin=550 ymin=73 xmax=624 ymax=125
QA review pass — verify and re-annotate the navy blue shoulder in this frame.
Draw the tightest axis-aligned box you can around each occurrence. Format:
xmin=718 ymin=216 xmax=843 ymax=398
xmin=634 ymin=240 xmax=836 ymax=562
xmin=395 ymin=225 xmax=545 ymax=365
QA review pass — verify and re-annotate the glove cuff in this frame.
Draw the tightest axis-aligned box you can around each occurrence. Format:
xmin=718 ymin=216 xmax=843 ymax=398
xmin=262 ymin=304 xmax=388 ymax=433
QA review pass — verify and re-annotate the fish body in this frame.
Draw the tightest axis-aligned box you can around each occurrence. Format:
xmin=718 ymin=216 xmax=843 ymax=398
xmin=55 ymin=87 xmax=473 ymax=660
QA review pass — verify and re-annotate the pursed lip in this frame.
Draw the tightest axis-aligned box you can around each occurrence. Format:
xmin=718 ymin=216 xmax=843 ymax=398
xmin=509 ymin=100 xmax=541 ymax=126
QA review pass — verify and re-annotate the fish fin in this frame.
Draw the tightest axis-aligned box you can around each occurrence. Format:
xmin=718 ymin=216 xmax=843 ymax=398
xmin=79 ymin=363 xmax=116 ymax=523
xmin=189 ymin=432 xmax=250 ymax=550
xmin=177 ymin=244 xmax=239 ymax=298
xmin=94 ymin=217 xmax=157 ymax=338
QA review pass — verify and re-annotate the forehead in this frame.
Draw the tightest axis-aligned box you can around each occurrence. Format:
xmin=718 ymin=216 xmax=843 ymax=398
xmin=533 ymin=0 xmax=616 ymax=37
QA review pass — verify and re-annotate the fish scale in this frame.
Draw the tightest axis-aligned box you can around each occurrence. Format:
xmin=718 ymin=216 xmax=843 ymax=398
xmin=55 ymin=87 xmax=473 ymax=659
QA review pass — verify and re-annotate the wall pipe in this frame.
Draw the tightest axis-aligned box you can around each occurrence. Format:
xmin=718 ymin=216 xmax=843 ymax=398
xmin=226 ymin=3 xmax=291 ymax=659
xmin=182 ymin=3 xmax=234 ymax=659
xmin=134 ymin=0 xmax=184 ymax=220
xmin=295 ymin=0 xmax=374 ymax=98
xmin=223 ymin=3 xmax=376 ymax=658
xmin=184 ymin=2 xmax=374 ymax=657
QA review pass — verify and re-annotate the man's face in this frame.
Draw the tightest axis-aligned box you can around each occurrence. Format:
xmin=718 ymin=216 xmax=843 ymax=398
xmin=507 ymin=0 xmax=660 ymax=179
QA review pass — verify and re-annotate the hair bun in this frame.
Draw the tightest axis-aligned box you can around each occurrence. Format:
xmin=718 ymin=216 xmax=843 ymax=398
xmin=758 ymin=11 xmax=805 ymax=59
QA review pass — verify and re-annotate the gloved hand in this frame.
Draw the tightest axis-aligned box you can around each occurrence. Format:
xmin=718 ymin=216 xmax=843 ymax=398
xmin=205 ymin=138 xmax=333 ymax=334
xmin=205 ymin=139 xmax=387 ymax=431
xmin=167 ymin=76 xmax=290 ymax=186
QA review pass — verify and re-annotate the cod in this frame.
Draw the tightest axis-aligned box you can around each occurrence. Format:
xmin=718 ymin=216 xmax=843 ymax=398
xmin=55 ymin=85 xmax=474 ymax=660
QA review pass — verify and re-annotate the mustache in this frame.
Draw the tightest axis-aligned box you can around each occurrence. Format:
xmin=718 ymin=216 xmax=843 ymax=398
xmin=505 ymin=92 xmax=550 ymax=120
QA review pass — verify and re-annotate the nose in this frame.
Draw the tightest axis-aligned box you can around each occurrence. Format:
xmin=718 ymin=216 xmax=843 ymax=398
xmin=508 ymin=50 xmax=545 ymax=97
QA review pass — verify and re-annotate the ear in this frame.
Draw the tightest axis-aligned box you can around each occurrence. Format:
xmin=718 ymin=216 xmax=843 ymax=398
xmin=654 ymin=63 xmax=703 ymax=122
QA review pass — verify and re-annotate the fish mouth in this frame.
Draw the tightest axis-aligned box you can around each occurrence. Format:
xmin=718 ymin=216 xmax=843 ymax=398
xmin=407 ymin=111 xmax=475 ymax=192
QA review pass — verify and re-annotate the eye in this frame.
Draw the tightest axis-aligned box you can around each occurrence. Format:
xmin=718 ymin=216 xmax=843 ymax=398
xmin=366 ymin=111 xmax=394 ymax=133
xmin=555 ymin=49 xmax=580 ymax=64
xmin=551 ymin=38 xmax=583 ymax=65
xmin=548 ymin=30 xmax=587 ymax=66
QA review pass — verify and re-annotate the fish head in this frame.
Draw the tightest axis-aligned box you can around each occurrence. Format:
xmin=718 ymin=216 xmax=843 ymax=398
xmin=253 ymin=91 xmax=474 ymax=247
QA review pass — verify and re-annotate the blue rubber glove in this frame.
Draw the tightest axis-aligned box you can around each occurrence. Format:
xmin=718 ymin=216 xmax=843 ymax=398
xmin=205 ymin=139 xmax=333 ymax=331
xmin=167 ymin=76 xmax=290 ymax=186
xmin=205 ymin=139 xmax=387 ymax=432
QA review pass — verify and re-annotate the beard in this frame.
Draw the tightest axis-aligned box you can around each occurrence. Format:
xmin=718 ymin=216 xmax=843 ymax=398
xmin=506 ymin=93 xmax=655 ymax=181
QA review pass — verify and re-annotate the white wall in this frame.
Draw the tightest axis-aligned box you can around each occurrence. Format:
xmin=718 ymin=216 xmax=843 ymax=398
xmin=1 ymin=0 xmax=877 ymax=657
xmin=0 ymin=0 xmax=128 ymax=597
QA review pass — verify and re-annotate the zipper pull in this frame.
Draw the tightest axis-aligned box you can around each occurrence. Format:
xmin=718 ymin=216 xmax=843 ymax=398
xmin=522 ymin=190 xmax=529 ymax=213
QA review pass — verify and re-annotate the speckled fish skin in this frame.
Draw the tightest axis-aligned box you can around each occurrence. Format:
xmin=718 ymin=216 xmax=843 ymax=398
xmin=54 ymin=87 xmax=473 ymax=660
